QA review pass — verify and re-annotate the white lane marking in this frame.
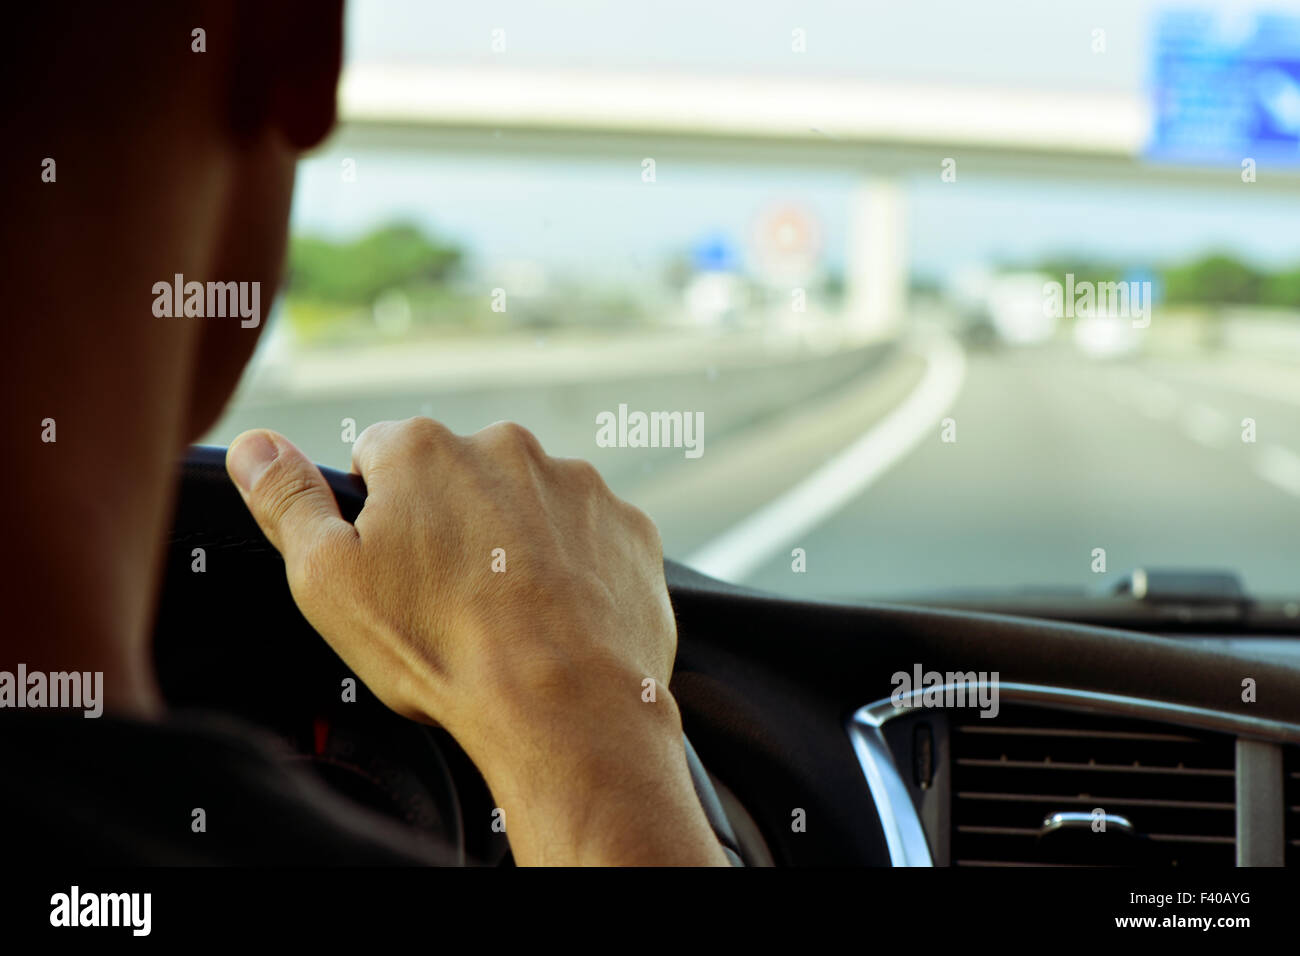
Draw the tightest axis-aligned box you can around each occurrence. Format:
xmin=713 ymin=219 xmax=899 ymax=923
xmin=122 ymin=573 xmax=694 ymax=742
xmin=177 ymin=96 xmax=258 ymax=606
xmin=684 ymin=331 xmax=967 ymax=583
xmin=1073 ymin=366 xmax=1300 ymax=500
xmin=1140 ymin=361 xmax=1300 ymax=409
xmin=1180 ymin=402 xmax=1231 ymax=448
xmin=1254 ymin=444 xmax=1300 ymax=497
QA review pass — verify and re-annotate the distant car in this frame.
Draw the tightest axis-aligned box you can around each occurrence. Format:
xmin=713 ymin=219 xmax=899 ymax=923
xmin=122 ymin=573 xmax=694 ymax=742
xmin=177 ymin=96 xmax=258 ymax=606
xmin=987 ymin=272 xmax=1057 ymax=345
xmin=947 ymin=269 xmax=1056 ymax=348
xmin=1072 ymin=313 xmax=1142 ymax=359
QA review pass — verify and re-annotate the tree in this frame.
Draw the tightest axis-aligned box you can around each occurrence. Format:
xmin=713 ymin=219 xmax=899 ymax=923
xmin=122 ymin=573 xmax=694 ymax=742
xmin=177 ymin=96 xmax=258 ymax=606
xmin=1161 ymin=254 xmax=1262 ymax=306
xmin=286 ymin=224 xmax=463 ymax=305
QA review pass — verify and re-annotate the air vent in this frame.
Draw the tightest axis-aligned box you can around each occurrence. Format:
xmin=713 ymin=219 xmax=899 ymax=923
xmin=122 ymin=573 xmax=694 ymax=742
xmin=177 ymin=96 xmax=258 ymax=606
xmin=950 ymin=704 xmax=1236 ymax=867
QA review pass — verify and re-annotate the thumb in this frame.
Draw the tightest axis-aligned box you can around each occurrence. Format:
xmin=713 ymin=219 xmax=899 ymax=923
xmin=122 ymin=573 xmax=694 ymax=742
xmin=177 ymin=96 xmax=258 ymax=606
xmin=226 ymin=430 xmax=354 ymax=570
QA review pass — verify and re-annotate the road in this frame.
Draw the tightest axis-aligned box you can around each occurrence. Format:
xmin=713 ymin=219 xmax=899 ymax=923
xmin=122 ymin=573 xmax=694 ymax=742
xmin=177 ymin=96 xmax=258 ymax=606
xmin=731 ymin=339 xmax=1300 ymax=602
xmin=204 ymin=333 xmax=1300 ymax=603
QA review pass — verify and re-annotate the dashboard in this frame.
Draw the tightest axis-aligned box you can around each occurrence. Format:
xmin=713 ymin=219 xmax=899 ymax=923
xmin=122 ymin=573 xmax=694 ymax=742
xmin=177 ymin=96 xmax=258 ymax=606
xmin=155 ymin=447 xmax=1300 ymax=867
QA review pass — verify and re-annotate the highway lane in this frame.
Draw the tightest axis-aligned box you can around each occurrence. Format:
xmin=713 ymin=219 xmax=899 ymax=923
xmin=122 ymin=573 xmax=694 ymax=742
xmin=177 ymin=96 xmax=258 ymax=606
xmin=731 ymin=342 xmax=1300 ymax=602
xmin=206 ymin=341 xmax=896 ymax=477
xmin=205 ymin=332 xmax=1300 ymax=605
xmin=201 ymin=336 xmax=918 ymax=536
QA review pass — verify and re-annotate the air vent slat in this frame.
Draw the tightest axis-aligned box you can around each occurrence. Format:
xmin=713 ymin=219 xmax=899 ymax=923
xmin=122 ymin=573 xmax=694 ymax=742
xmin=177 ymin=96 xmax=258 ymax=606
xmin=959 ymin=726 xmax=1199 ymax=742
xmin=951 ymin=703 xmax=1237 ymax=866
xmin=957 ymin=792 xmax=1233 ymax=810
xmin=955 ymin=860 xmax=1114 ymax=868
xmin=956 ymin=758 xmax=1231 ymax=776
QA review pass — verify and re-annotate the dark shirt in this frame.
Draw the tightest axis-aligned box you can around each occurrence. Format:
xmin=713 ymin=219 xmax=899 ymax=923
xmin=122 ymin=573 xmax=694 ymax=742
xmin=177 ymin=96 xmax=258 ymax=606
xmin=1 ymin=710 xmax=456 ymax=865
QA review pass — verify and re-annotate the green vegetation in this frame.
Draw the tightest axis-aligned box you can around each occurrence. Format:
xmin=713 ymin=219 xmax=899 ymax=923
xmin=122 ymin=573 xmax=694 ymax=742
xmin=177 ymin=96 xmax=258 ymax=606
xmin=282 ymin=223 xmax=1300 ymax=346
xmin=281 ymin=223 xmax=656 ymax=343
xmin=1162 ymin=255 xmax=1262 ymax=306
xmin=287 ymin=224 xmax=462 ymax=304
xmin=1026 ymin=253 xmax=1300 ymax=309
xmin=281 ymin=224 xmax=472 ymax=342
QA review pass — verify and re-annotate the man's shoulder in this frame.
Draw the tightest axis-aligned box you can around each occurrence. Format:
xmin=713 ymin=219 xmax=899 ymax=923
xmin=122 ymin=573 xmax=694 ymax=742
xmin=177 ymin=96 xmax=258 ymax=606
xmin=0 ymin=709 xmax=452 ymax=866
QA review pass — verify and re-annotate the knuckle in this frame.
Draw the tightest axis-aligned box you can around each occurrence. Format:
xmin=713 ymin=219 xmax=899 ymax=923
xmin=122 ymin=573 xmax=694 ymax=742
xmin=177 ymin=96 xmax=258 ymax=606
xmin=353 ymin=420 xmax=391 ymax=453
xmin=258 ymin=465 xmax=320 ymax=528
xmin=482 ymin=421 xmax=545 ymax=458
xmin=394 ymin=416 xmax=454 ymax=458
xmin=562 ymin=458 xmax=608 ymax=495
xmin=621 ymin=500 xmax=662 ymax=550
xmin=352 ymin=423 xmax=391 ymax=477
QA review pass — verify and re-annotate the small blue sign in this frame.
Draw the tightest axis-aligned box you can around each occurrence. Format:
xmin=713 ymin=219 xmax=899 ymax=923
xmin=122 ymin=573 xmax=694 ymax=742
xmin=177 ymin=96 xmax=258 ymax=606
xmin=1122 ymin=268 xmax=1163 ymax=305
xmin=691 ymin=232 xmax=739 ymax=272
xmin=1148 ymin=9 xmax=1300 ymax=165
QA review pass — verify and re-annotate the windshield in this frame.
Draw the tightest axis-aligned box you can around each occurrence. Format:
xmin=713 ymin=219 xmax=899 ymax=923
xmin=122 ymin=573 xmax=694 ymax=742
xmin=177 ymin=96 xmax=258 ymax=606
xmin=205 ymin=0 xmax=1300 ymax=603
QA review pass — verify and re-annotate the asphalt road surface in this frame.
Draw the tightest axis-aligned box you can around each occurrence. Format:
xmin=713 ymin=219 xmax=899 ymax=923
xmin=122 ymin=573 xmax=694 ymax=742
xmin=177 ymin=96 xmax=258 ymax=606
xmin=205 ymin=334 xmax=1300 ymax=604
xmin=733 ymin=339 xmax=1300 ymax=602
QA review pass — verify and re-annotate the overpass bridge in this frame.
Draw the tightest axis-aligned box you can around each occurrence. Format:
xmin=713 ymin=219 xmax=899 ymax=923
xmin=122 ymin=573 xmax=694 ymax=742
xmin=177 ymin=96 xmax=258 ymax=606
xmin=331 ymin=65 xmax=1300 ymax=337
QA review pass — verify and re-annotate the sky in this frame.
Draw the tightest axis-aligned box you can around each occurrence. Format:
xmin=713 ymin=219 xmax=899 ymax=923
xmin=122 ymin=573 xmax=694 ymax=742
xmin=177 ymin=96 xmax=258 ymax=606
xmin=342 ymin=0 xmax=1271 ymax=91
xmin=290 ymin=1 xmax=1300 ymax=284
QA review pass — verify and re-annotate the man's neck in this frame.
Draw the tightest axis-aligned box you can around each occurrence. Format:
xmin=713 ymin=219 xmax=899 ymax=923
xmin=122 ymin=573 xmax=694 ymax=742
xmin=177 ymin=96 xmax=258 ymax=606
xmin=3 ymin=156 xmax=216 ymax=722
xmin=6 ymin=325 xmax=192 ymax=720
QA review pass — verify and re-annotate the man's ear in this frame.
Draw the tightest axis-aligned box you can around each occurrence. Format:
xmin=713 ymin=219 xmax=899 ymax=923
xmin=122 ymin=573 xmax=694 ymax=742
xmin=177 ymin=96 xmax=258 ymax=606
xmin=232 ymin=0 xmax=344 ymax=150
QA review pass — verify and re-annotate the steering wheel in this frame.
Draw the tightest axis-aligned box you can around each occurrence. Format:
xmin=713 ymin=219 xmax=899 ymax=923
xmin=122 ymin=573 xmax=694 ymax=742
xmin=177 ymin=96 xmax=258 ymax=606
xmin=154 ymin=445 xmax=743 ymax=865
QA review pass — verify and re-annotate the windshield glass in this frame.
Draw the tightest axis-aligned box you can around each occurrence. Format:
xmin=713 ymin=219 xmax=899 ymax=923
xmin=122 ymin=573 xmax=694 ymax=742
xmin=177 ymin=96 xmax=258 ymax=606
xmin=205 ymin=0 xmax=1300 ymax=603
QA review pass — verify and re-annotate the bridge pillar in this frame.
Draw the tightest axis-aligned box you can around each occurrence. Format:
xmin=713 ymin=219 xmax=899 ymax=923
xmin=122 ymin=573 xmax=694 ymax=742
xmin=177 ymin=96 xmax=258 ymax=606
xmin=844 ymin=176 xmax=907 ymax=340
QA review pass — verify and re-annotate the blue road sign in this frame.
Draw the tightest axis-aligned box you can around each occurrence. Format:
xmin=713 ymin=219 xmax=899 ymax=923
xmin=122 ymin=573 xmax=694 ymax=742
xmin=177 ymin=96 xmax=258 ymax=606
xmin=1148 ymin=9 xmax=1300 ymax=166
xmin=691 ymin=232 xmax=739 ymax=273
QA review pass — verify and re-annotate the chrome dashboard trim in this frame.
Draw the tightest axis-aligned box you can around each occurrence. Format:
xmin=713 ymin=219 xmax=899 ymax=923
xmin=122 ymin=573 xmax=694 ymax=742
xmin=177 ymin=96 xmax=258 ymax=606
xmin=1235 ymin=739 xmax=1285 ymax=867
xmin=847 ymin=681 xmax=1300 ymax=867
xmin=1040 ymin=811 xmax=1134 ymax=836
xmin=859 ymin=682 xmax=1300 ymax=743
xmin=846 ymin=717 xmax=934 ymax=866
